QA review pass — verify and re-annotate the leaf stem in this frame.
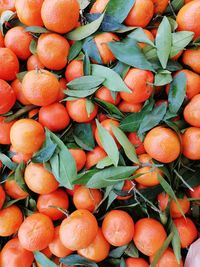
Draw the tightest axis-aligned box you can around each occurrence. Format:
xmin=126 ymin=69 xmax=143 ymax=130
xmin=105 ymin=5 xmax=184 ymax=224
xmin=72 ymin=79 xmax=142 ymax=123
xmin=4 ymin=105 xmax=36 ymax=122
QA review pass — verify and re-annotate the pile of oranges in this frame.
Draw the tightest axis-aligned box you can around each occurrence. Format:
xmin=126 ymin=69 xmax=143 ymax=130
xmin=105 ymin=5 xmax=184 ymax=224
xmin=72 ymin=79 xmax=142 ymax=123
xmin=0 ymin=0 xmax=200 ymax=266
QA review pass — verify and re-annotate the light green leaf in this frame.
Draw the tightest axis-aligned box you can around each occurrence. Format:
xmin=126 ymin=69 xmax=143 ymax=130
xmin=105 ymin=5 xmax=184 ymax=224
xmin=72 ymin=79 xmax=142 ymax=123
xmin=25 ymin=26 xmax=49 ymax=33
xmin=0 ymin=153 xmax=17 ymax=170
xmin=86 ymin=99 xmax=95 ymax=116
xmin=68 ymin=41 xmax=83 ymax=62
xmin=34 ymin=251 xmax=58 ymax=267
xmin=96 ymin=156 xmax=113 ymax=169
xmin=128 ymin=28 xmax=155 ymax=47
xmin=29 ymin=39 xmax=37 ymax=55
xmin=154 ymin=71 xmax=172 ymax=86
xmin=67 ymin=76 xmax=104 ymax=90
xmin=170 ymin=219 xmax=182 ymax=264
xmin=94 ymin=98 xmax=124 ymax=117
xmin=16 ymin=71 xmax=27 ymax=82
xmin=60 ymin=255 xmax=98 ymax=267
xmin=65 ymin=88 xmax=98 ymax=98
xmin=170 ymin=31 xmax=194 ymax=57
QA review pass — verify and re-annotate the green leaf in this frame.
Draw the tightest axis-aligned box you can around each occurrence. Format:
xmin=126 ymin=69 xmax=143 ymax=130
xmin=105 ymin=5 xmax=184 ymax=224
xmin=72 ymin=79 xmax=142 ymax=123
xmin=112 ymin=61 xmax=130 ymax=78
xmin=106 ymin=182 xmax=124 ymax=209
xmin=125 ymin=242 xmax=139 ymax=258
xmin=34 ymin=251 xmax=58 ymax=267
xmin=94 ymin=98 xmax=124 ymax=117
xmin=0 ymin=10 xmax=16 ymax=33
xmin=78 ymin=0 xmax=90 ymax=9
xmin=83 ymin=52 xmax=91 ymax=76
xmin=166 ymin=0 xmax=184 ymax=13
xmin=92 ymin=64 xmax=131 ymax=92
xmin=16 ymin=71 xmax=27 ymax=82
xmin=68 ymin=41 xmax=83 ymax=62
xmin=25 ymin=26 xmax=49 ymax=33
xmin=128 ymin=28 xmax=155 ymax=47
xmin=169 ymin=219 xmax=182 ymax=264
xmin=168 ymin=72 xmax=186 ymax=114
xmin=96 ymin=156 xmax=113 ymax=169
xmin=154 ymin=71 xmax=172 ymax=86
xmin=60 ymin=255 xmax=98 ymax=267
xmin=3 ymin=198 xmax=22 ymax=208
xmin=156 ymin=17 xmax=172 ymax=69
xmin=65 ymin=88 xmax=98 ymax=98
xmin=0 ymin=153 xmax=17 ymax=170
xmin=109 ymin=245 xmax=128 ymax=258
xmin=120 ymin=258 xmax=127 ymax=267
xmin=29 ymin=39 xmax=37 ymax=55
xmin=66 ymin=13 xmax=105 ymax=41
xmin=73 ymin=169 xmax=99 ymax=185
xmin=14 ymin=162 xmax=28 ymax=192
xmin=73 ymin=123 xmax=95 ymax=151
xmin=83 ymin=37 xmax=102 ymax=64
xmin=170 ymin=31 xmax=194 ymax=57
xmin=67 ymin=75 xmax=104 ymax=90
xmin=86 ymin=99 xmax=95 ymax=116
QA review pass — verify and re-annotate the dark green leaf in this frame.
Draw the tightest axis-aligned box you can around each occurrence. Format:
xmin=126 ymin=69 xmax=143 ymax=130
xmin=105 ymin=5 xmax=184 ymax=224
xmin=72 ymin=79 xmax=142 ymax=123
xmin=109 ymin=245 xmax=128 ymax=258
xmin=68 ymin=41 xmax=83 ymax=62
xmin=16 ymin=71 xmax=27 ymax=82
xmin=0 ymin=153 xmax=17 ymax=170
xmin=34 ymin=251 xmax=58 ymax=267
xmin=120 ymin=258 xmax=127 ymax=267
xmin=73 ymin=169 xmax=99 ymax=185
xmin=25 ymin=26 xmax=49 ymax=33
xmin=170 ymin=31 xmax=194 ymax=57
xmin=94 ymin=98 xmax=124 ymax=117
xmin=14 ymin=162 xmax=28 ymax=192
xmin=29 ymin=39 xmax=37 ymax=55
xmin=73 ymin=123 xmax=95 ymax=151
xmin=170 ymin=219 xmax=182 ymax=264
xmin=154 ymin=71 xmax=172 ymax=86
xmin=60 ymin=255 xmax=98 ymax=267
xmin=166 ymin=60 xmax=183 ymax=72
xmin=83 ymin=37 xmax=102 ymax=64
xmin=125 ymin=242 xmax=139 ymax=258
xmin=83 ymin=52 xmax=91 ymax=76
xmin=67 ymin=76 xmax=104 ymax=90
xmin=128 ymin=28 xmax=155 ymax=47
xmin=166 ymin=0 xmax=184 ymax=13
xmin=65 ymin=88 xmax=98 ymax=98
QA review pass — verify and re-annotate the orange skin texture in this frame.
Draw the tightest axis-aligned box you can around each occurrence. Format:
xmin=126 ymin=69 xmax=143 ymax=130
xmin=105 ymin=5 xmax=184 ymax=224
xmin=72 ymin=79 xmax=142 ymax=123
xmin=69 ymin=148 xmax=87 ymax=171
xmin=39 ymin=103 xmax=70 ymax=132
xmin=41 ymin=0 xmax=80 ymax=34
xmin=0 ymin=48 xmax=19 ymax=81
xmin=0 ymin=32 xmax=4 ymax=47
xmin=57 ymin=78 xmax=67 ymax=101
xmin=188 ymin=185 xmax=200 ymax=205
xmin=78 ymin=228 xmax=110 ymax=263
xmin=125 ymin=0 xmax=154 ymax=28
xmin=37 ymin=189 xmax=69 ymax=221
xmin=11 ymin=79 xmax=31 ymax=106
xmin=133 ymin=218 xmax=167 ymax=256
xmin=150 ymin=248 xmax=183 ymax=267
xmin=126 ymin=257 xmax=149 ymax=267
xmin=173 ymin=217 xmax=198 ymax=248
xmin=49 ymin=226 xmax=73 ymax=258
xmin=65 ymin=60 xmax=84 ymax=82
xmin=94 ymin=32 xmax=120 ymax=64
xmin=117 ymin=180 xmax=133 ymax=200
xmin=5 ymin=178 xmax=29 ymax=200
xmin=22 ymin=70 xmax=60 ymax=106
xmin=184 ymin=94 xmax=200 ymax=127
xmin=0 ymin=79 xmax=16 ymax=114
xmin=18 ymin=213 xmax=54 ymax=251
xmin=66 ymin=184 xmax=81 ymax=197
xmin=24 ymin=163 xmax=59 ymax=195
xmin=0 ymin=238 xmax=34 ymax=267
xmin=102 ymin=210 xmax=135 ymax=246
xmin=4 ymin=26 xmax=33 ymax=60
xmin=59 ymin=209 xmax=98 ymax=250
xmin=15 ymin=0 xmax=44 ymax=26
xmin=0 ymin=116 xmax=15 ymax=145
xmin=0 ymin=0 xmax=15 ymax=14
xmin=144 ymin=126 xmax=181 ymax=163
xmin=120 ymin=68 xmax=154 ymax=104
xmin=37 ymin=33 xmax=70 ymax=70
xmin=0 ymin=205 xmax=23 ymax=236
xmin=95 ymin=86 xmax=121 ymax=105
xmin=177 ymin=0 xmax=200 ymax=40
xmin=66 ymin=98 xmax=98 ymax=123
xmin=90 ymin=0 xmax=109 ymax=13
xmin=27 ymin=54 xmax=45 ymax=71
xmin=118 ymin=101 xmax=142 ymax=113
xmin=73 ymin=186 xmax=103 ymax=212
xmin=182 ymin=127 xmax=200 ymax=160
xmin=152 ymin=0 xmax=168 ymax=14
xmin=128 ymin=132 xmax=146 ymax=155
xmin=182 ymin=48 xmax=200 ymax=74
xmin=10 ymin=119 xmax=45 ymax=154
xmin=138 ymin=29 xmax=154 ymax=49
xmin=86 ymin=146 xmax=107 ymax=169
xmin=0 ymin=185 xmax=6 ymax=209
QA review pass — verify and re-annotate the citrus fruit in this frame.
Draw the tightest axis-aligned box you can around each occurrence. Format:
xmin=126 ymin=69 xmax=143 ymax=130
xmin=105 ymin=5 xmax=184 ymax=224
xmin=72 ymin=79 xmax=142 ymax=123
xmin=0 ymin=47 xmax=19 ymax=81
xmin=184 ymin=94 xmax=200 ymax=127
xmin=0 ymin=79 xmax=16 ymax=114
xmin=182 ymin=127 xmax=200 ymax=160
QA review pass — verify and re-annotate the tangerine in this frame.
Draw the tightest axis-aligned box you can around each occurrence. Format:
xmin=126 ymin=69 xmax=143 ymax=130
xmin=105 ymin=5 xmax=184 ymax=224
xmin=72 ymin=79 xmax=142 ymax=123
xmin=0 ymin=79 xmax=16 ymax=114
xmin=182 ymin=127 xmax=200 ymax=160
xmin=0 ymin=47 xmax=19 ymax=81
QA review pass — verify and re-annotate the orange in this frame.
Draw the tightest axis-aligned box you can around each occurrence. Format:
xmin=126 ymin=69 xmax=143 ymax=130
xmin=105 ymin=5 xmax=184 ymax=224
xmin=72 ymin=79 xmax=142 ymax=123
xmin=27 ymin=54 xmax=45 ymax=71
xmin=41 ymin=0 xmax=80 ymax=34
xmin=10 ymin=119 xmax=45 ymax=154
xmin=144 ymin=126 xmax=181 ymax=163
xmin=0 ymin=238 xmax=34 ymax=267
xmin=24 ymin=162 xmax=59 ymax=194
xmin=59 ymin=209 xmax=98 ymax=250
xmin=66 ymin=98 xmax=98 ymax=123
xmin=15 ymin=0 xmax=44 ymax=26
xmin=150 ymin=248 xmax=183 ymax=267
xmin=182 ymin=48 xmax=200 ymax=74
xmin=73 ymin=186 xmax=103 ymax=212
xmin=22 ymin=70 xmax=60 ymax=106
xmin=0 ymin=48 xmax=19 ymax=81
xmin=177 ymin=0 xmax=200 ymax=40
xmin=184 ymin=94 xmax=200 ymax=127
xmin=0 ymin=185 xmax=6 ymax=209
xmin=57 ymin=78 xmax=67 ymax=101
xmin=117 ymin=180 xmax=133 ymax=200
xmin=86 ymin=146 xmax=107 ymax=169
xmin=118 ymin=101 xmax=142 ymax=113
xmin=28 ymin=108 xmax=39 ymax=119
xmin=0 ymin=32 xmax=4 ymax=47
xmin=4 ymin=178 xmax=29 ymax=200
xmin=173 ymin=217 xmax=198 ymax=248
xmin=152 ymin=0 xmax=168 ymax=14
xmin=39 ymin=103 xmax=70 ymax=132
xmin=188 ymin=185 xmax=200 ymax=205
xmin=78 ymin=228 xmax=110 ymax=262
xmin=90 ymin=0 xmax=109 ymax=13
xmin=133 ymin=218 xmax=167 ymax=256
xmin=0 ymin=116 xmax=15 ymax=145
xmin=128 ymin=132 xmax=146 ymax=155
xmin=120 ymin=68 xmax=154 ymax=104
xmin=37 ymin=188 xmax=69 ymax=220
xmin=49 ymin=225 xmax=72 ymax=257
xmin=37 ymin=33 xmax=70 ymax=70
xmin=125 ymin=257 xmax=149 ymax=267
xmin=66 ymin=184 xmax=81 ymax=197
xmin=0 ymin=79 xmax=16 ymax=114
xmin=0 ymin=0 xmax=15 ymax=14
xmin=182 ymin=127 xmax=200 ymax=160
xmin=95 ymin=86 xmax=121 ymax=105
xmin=125 ymin=0 xmax=154 ymax=28
xmin=102 ymin=210 xmax=134 ymax=246
xmin=138 ymin=29 xmax=154 ymax=49
xmin=18 ymin=213 xmax=54 ymax=251
xmin=69 ymin=148 xmax=87 ymax=171
xmin=0 ymin=205 xmax=23 ymax=236
xmin=11 ymin=79 xmax=31 ymax=106
xmin=4 ymin=26 xmax=33 ymax=60
xmin=10 ymin=145 xmax=32 ymax=164
xmin=65 ymin=60 xmax=84 ymax=82
xmin=94 ymin=32 xmax=120 ymax=65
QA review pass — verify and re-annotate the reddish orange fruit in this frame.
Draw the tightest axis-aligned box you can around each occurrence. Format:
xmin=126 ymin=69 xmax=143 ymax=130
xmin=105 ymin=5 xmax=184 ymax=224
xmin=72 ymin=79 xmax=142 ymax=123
xmin=86 ymin=146 xmax=107 ymax=169
xmin=152 ymin=0 xmax=168 ymax=14
xmin=150 ymin=248 xmax=183 ymax=267
xmin=0 ymin=79 xmax=16 ymax=114
xmin=188 ymin=185 xmax=200 ymax=205
xmin=125 ymin=257 xmax=149 ymax=267
xmin=182 ymin=127 xmax=200 ymax=160
xmin=0 ymin=0 xmax=15 ymax=14
xmin=0 ymin=32 xmax=4 ymax=47
xmin=65 ymin=60 xmax=84 ymax=82
xmin=90 ymin=0 xmax=109 ymax=13
xmin=11 ymin=79 xmax=30 ymax=106
xmin=138 ymin=29 xmax=154 ymax=49
xmin=10 ymin=145 xmax=32 ymax=164
xmin=128 ymin=132 xmax=146 ymax=155
xmin=0 ymin=186 xmax=6 ymax=209
xmin=182 ymin=48 xmax=200 ymax=74
xmin=57 ymin=78 xmax=67 ymax=101
xmin=69 ymin=148 xmax=87 ymax=171
xmin=28 ymin=108 xmax=40 ymax=119
xmin=0 ymin=116 xmax=15 ymax=145
xmin=4 ymin=178 xmax=29 ymax=200
xmin=184 ymin=94 xmax=200 ymax=127
xmin=27 ymin=54 xmax=45 ymax=71
xmin=0 ymin=48 xmax=19 ymax=81
xmin=117 ymin=180 xmax=133 ymax=200
xmin=95 ymin=86 xmax=121 ymax=105
xmin=118 ymin=101 xmax=142 ymax=113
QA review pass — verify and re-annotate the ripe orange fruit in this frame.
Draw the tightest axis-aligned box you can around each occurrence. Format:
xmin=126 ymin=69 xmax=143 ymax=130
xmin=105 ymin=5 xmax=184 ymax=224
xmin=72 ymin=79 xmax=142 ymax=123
xmin=177 ymin=0 xmax=200 ymax=40
xmin=128 ymin=132 xmax=146 ymax=155
xmin=182 ymin=127 xmax=200 ymax=160
xmin=0 ymin=185 xmax=5 ymax=209
xmin=66 ymin=98 xmax=98 ymax=123
xmin=4 ymin=26 xmax=33 ymax=60
xmin=138 ymin=29 xmax=154 ymax=49
xmin=39 ymin=103 xmax=70 ymax=132
xmin=65 ymin=60 xmax=84 ymax=82
xmin=94 ymin=32 xmax=120 ymax=64
xmin=125 ymin=0 xmax=154 ymax=28
xmin=73 ymin=186 xmax=102 ymax=212
xmin=117 ymin=180 xmax=133 ymax=200
xmin=90 ymin=0 xmax=109 ymax=13
xmin=133 ymin=218 xmax=167 ymax=256
xmin=150 ymin=248 xmax=183 ymax=267
xmin=78 ymin=228 xmax=110 ymax=262
xmin=15 ymin=0 xmax=44 ymax=26
xmin=118 ymin=101 xmax=142 ymax=113
xmin=57 ymin=78 xmax=67 ymax=101
xmin=0 ymin=48 xmax=19 ymax=81
xmin=152 ymin=0 xmax=168 ymax=14
xmin=0 ymin=205 xmax=23 ymax=236
xmin=37 ymin=33 xmax=70 ymax=70
xmin=24 ymin=163 xmax=59 ymax=195
xmin=10 ymin=145 xmax=32 ymax=163
xmin=37 ymin=188 xmax=69 ymax=220
xmin=188 ymin=185 xmax=200 ymax=205
xmin=184 ymin=94 xmax=200 ymax=127
xmin=69 ymin=148 xmax=87 ymax=171
xmin=66 ymin=184 xmax=81 ymax=197
xmin=144 ymin=126 xmax=181 ymax=163
xmin=102 ymin=210 xmax=134 ymax=246
xmin=0 ymin=116 xmax=15 ymax=145
xmin=182 ymin=48 xmax=200 ymax=74
xmin=0 ymin=79 xmax=16 ymax=114
xmin=5 ymin=178 xmax=29 ymax=200
xmin=0 ymin=32 xmax=4 ymax=47
xmin=10 ymin=119 xmax=45 ymax=154
xmin=41 ymin=0 xmax=80 ymax=34
xmin=95 ymin=86 xmax=121 ymax=105
xmin=125 ymin=257 xmax=149 ymax=267
xmin=28 ymin=108 xmax=39 ymax=119
xmin=18 ymin=213 xmax=54 ymax=251
xmin=85 ymin=146 xmax=107 ymax=169
xmin=120 ymin=68 xmax=154 ymax=104
xmin=59 ymin=209 xmax=98 ymax=250
xmin=0 ymin=238 xmax=34 ymax=267
xmin=27 ymin=54 xmax=45 ymax=71
xmin=11 ymin=79 xmax=30 ymax=106
xmin=22 ymin=70 xmax=60 ymax=106
xmin=173 ymin=217 xmax=198 ymax=248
